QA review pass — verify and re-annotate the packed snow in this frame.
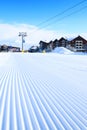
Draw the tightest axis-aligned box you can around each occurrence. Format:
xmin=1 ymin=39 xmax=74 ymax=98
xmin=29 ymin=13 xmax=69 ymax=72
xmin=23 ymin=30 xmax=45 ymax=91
xmin=52 ymin=47 xmax=74 ymax=54
xmin=0 ymin=52 xmax=87 ymax=130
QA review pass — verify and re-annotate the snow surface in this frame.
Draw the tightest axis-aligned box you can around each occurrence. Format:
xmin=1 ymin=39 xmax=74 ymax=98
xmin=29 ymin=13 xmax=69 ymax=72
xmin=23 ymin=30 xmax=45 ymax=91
xmin=0 ymin=52 xmax=87 ymax=130
xmin=52 ymin=47 xmax=74 ymax=54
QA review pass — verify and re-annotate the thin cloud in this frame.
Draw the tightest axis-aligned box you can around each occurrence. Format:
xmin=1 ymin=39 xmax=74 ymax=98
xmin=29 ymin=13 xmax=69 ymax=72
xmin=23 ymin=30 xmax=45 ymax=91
xmin=0 ymin=23 xmax=58 ymax=47
xmin=0 ymin=23 xmax=87 ymax=50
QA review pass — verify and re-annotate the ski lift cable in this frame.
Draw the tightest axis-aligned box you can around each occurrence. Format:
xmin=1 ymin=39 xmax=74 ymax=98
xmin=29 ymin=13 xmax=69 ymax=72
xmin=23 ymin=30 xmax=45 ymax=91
xmin=36 ymin=0 xmax=87 ymax=27
xmin=29 ymin=4 xmax=87 ymax=36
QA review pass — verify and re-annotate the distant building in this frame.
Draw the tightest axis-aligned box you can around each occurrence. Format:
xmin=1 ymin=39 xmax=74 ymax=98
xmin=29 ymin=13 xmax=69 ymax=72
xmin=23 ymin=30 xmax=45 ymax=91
xmin=0 ymin=45 xmax=1 ymax=51
xmin=39 ymin=37 xmax=69 ymax=52
xmin=39 ymin=36 xmax=87 ymax=52
xmin=39 ymin=41 xmax=48 ymax=51
xmin=8 ymin=46 xmax=20 ymax=52
xmin=0 ymin=45 xmax=20 ymax=52
xmin=58 ymin=37 xmax=68 ymax=47
xmin=52 ymin=39 xmax=59 ymax=48
xmin=1 ymin=45 xmax=8 ymax=52
xmin=68 ymin=35 xmax=87 ymax=52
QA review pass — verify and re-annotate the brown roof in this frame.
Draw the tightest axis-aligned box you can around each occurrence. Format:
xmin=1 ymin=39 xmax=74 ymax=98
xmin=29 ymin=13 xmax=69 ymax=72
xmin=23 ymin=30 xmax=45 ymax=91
xmin=70 ymin=35 xmax=87 ymax=43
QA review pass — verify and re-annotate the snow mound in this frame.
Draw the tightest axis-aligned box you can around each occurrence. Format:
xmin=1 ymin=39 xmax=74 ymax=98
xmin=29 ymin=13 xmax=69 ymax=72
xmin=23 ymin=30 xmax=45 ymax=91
xmin=52 ymin=47 xmax=73 ymax=54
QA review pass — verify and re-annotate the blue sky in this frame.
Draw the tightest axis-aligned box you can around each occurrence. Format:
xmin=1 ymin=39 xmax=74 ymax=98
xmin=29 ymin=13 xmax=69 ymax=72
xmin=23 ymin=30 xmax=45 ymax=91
xmin=0 ymin=0 xmax=87 ymax=26
xmin=0 ymin=0 xmax=87 ymax=47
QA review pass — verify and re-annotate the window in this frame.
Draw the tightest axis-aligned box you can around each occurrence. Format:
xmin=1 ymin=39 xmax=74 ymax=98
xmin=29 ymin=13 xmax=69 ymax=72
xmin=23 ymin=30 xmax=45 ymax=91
xmin=75 ymin=40 xmax=83 ymax=50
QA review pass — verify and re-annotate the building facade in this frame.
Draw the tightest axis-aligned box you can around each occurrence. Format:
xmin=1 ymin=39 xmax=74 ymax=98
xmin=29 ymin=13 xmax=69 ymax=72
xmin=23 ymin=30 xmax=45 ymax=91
xmin=69 ymin=36 xmax=87 ymax=52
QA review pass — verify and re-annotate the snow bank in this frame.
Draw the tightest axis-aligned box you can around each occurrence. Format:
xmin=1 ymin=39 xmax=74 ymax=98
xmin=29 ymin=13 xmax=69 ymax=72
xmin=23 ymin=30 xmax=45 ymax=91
xmin=52 ymin=47 xmax=73 ymax=54
xmin=52 ymin=47 xmax=87 ymax=55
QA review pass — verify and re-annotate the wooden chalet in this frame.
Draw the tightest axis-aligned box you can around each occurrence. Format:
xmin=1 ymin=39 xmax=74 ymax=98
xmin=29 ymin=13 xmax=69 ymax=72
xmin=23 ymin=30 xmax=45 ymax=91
xmin=39 ymin=41 xmax=52 ymax=52
xmin=39 ymin=37 xmax=68 ymax=51
xmin=69 ymin=35 xmax=87 ymax=52
xmin=52 ymin=39 xmax=59 ymax=49
xmin=39 ymin=41 xmax=48 ymax=50
xmin=58 ymin=37 xmax=68 ymax=47
xmin=39 ymin=35 xmax=87 ymax=52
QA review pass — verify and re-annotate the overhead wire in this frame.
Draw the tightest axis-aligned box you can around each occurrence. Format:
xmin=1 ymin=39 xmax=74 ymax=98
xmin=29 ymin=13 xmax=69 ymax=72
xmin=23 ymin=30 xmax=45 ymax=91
xmin=36 ymin=0 xmax=87 ymax=27
xmin=40 ymin=5 xmax=87 ymax=29
xmin=29 ymin=0 xmax=87 ymax=35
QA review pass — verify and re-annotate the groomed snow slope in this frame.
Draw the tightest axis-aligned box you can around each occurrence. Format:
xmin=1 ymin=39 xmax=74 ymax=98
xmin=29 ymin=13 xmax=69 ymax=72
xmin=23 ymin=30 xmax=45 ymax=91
xmin=0 ymin=53 xmax=87 ymax=130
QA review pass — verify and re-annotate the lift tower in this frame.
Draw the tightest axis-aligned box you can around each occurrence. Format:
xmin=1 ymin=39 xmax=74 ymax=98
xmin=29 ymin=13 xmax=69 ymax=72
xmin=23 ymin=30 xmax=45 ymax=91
xmin=19 ymin=32 xmax=27 ymax=52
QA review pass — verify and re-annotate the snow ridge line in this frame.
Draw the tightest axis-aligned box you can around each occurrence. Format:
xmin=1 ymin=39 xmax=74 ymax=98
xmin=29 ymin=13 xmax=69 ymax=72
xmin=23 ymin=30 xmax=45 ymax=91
xmin=24 ymin=74 xmax=80 ymax=130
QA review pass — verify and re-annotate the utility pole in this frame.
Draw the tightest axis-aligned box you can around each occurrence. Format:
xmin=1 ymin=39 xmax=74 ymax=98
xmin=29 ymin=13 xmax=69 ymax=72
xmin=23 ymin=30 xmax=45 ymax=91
xmin=18 ymin=32 xmax=27 ymax=52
